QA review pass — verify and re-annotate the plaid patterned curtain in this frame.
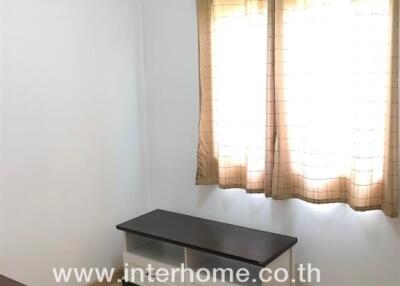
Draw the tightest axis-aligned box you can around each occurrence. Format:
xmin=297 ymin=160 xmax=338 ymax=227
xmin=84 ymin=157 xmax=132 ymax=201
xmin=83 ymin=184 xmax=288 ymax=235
xmin=196 ymin=0 xmax=399 ymax=217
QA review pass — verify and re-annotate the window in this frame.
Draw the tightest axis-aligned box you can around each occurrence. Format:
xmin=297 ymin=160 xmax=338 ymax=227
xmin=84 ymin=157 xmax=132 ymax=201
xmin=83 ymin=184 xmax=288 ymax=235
xmin=196 ymin=0 xmax=398 ymax=217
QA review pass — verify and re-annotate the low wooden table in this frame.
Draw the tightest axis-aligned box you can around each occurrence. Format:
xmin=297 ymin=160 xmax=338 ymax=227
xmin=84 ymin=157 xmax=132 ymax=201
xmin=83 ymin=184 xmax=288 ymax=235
xmin=117 ymin=209 xmax=297 ymax=286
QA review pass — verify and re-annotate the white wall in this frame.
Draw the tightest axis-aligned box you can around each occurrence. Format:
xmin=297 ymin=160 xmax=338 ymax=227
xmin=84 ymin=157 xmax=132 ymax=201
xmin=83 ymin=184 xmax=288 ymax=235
xmin=141 ymin=1 xmax=400 ymax=286
xmin=0 ymin=1 xmax=149 ymax=285
xmin=0 ymin=1 xmax=399 ymax=286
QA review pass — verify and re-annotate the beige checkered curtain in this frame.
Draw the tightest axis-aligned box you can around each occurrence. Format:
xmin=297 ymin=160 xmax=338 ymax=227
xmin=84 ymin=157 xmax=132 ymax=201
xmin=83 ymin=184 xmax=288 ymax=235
xmin=196 ymin=0 xmax=273 ymax=191
xmin=196 ymin=0 xmax=399 ymax=217
xmin=272 ymin=0 xmax=399 ymax=217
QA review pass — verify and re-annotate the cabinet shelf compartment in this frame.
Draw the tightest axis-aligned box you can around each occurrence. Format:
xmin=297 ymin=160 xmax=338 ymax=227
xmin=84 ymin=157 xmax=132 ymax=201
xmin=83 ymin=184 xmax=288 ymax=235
xmin=124 ymin=233 xmax=185 ymax=270
xmin=185 ymin=249 xmax=262 ymax=286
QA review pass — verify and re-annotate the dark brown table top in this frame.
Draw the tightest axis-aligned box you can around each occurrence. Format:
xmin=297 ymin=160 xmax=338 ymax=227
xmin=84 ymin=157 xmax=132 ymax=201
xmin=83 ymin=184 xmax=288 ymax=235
xmin=116 ymin=209 xmax=297 ymax=267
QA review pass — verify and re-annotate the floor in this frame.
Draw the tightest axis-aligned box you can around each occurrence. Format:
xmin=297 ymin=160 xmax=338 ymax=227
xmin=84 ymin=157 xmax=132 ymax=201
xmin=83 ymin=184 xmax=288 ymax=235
xmin=0 ymin=269 xmax=123 ymax=286
xmin=0 ymin=274 xmax=26 ymax=286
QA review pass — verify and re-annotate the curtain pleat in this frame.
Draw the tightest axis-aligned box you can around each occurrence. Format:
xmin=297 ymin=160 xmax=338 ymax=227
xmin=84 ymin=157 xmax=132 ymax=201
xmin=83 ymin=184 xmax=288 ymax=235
xmin=196 ymin=0 xmax=399 ymax=217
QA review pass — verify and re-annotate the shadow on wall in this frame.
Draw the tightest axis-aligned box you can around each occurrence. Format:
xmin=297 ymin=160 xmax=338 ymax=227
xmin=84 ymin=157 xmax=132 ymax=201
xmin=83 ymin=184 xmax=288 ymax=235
xmin=195 ymin=184 xmax=400 ymax=256
xmin=194 ymin=185 xmax=400 ymax=285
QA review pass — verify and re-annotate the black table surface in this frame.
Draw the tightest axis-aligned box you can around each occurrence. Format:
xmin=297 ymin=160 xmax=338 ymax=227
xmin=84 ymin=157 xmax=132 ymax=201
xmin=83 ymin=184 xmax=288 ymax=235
xmin=116 ymin=209 xmax=297 ymax=267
